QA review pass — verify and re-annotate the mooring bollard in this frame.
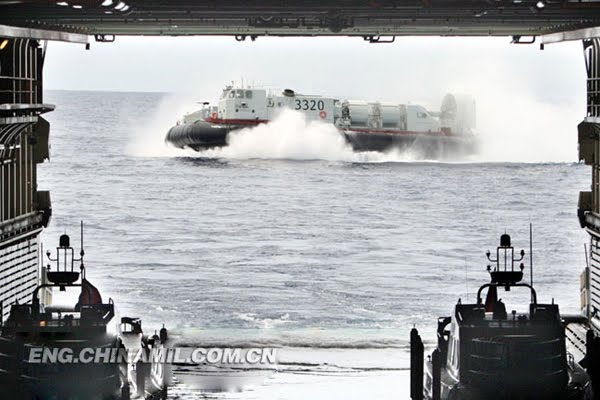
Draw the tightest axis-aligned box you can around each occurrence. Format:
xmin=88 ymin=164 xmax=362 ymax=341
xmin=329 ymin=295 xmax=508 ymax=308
xmin=432 ymin=348 xmax=441 ymax=400
xmin=410 ymin=327 xmax=424 ymax=400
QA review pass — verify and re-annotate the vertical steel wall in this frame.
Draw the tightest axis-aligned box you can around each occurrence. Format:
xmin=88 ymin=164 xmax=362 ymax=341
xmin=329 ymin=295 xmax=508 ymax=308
xmin=0 ymin=37 xmax=50 ymax=323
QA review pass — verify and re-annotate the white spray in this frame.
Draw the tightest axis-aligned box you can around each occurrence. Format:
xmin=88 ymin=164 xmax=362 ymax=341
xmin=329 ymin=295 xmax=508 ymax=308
xmin=127 ymin=93 xmax=200 ymax=158
xmin=198 ymin=109 xmax=422 ymax=162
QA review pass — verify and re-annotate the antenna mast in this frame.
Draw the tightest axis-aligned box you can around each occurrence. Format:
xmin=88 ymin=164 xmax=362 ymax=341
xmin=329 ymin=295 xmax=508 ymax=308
xmin=80 ymin=220 xmax=85 ymax=269
xmin=530 ymin=223 xmax=533 ymax=301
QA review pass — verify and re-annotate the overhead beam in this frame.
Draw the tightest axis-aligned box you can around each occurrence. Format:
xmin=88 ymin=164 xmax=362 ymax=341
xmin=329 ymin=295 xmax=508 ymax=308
xmin=0 ymin=24 xmax=89 ymax=43
xmin=542 ymin=26 xmax=600 ymax=44
xmin=2 ymin=1 xmax=600 ymax=39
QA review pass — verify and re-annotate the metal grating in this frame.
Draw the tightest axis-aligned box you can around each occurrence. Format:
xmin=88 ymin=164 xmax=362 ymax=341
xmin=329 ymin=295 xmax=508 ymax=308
xmin=0 ymin=234 xmax=39 ymax=323
xmin=589 ymin=236 xmax=600 ymax=315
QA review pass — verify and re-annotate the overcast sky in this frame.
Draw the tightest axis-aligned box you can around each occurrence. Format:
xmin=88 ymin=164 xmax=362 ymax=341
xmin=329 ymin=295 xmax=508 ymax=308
xmin=44 ymin=36 xmax=587 ymax=161
xmin=44 ymin=36 xmax=583 ymax=99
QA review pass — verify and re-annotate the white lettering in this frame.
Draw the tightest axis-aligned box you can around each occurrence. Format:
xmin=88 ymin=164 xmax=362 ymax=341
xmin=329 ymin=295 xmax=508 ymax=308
xmin=28 ymin=347 xmax=42 ymax=363
xmin=245 ymin=348 xmax=261 ymax=364
xmin=190 ymin=348 xmax=206 ymax=364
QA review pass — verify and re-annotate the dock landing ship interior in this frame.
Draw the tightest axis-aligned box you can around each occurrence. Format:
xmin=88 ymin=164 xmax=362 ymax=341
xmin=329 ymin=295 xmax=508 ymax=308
xmin=410 ymin=234 xmax=590 ymax=400
xmin=165 ymin=86 xmax=478 ymax=157
xmin=3 ymin=0 xmax=600 ymax=398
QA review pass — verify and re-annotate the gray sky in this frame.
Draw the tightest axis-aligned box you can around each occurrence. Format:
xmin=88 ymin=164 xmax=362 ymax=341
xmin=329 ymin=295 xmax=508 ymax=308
xmin=44 ymin=36 xmax=587 ymax=161
xmin=45 ymin=36 xmax=583 ymax=100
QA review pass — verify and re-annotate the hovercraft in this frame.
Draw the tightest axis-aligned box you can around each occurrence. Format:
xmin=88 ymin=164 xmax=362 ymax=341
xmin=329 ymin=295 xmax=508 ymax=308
xmin=165 ymin=84 xmax=479 ymax=158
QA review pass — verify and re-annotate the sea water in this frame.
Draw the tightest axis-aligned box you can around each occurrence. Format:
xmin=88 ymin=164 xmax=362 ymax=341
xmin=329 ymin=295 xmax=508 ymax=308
xmin=40 ymin=90 xmax=589 ymax=399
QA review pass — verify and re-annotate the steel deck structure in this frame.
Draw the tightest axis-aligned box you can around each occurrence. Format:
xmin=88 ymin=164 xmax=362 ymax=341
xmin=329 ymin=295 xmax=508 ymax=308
xmin=1 ymin=0 xmax=600 ymax=39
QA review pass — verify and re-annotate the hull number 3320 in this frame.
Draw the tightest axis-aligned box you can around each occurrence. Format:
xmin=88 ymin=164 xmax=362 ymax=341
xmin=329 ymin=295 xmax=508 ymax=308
xmin=295 ymin=99 xmax=325 ymax=111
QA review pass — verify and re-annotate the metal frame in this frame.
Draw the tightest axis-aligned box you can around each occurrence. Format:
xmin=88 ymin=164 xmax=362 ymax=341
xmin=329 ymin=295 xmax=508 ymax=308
xmin=543 ymin=27 xmax=600 ymax=44
xmin=2 ymin=1 xmax=600 ymax=38
xmin=0 ymin=24 xmax=88 ymax=43
xmin=476 ymin=283 xmax=538 ymax=305
xmin=0 ymin=37 xmax=49 ymax=227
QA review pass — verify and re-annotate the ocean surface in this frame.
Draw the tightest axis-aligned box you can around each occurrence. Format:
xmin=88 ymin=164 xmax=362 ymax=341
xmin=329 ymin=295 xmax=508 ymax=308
xmin=40 ymin=90 xmax=590 ymax=399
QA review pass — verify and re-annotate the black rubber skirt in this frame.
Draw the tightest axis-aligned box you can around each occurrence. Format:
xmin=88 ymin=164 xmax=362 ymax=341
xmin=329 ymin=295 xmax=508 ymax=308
xmin=166 ymin=121 xmax=230 ymax=150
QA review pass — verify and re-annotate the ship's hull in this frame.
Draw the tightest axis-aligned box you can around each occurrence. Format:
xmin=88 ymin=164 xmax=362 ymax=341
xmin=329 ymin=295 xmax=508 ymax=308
xmin=0 ymin=337 xmax=122 ymax=399
xmin=423 ymin=361 xmax=588 ymax=400
xmin=0 ymin=335 xmax=169 ymax=399
xmin=343 ymin=130 xmax=478 ymax=158
xmin=165 ymin=121 xmax=479 ymax=157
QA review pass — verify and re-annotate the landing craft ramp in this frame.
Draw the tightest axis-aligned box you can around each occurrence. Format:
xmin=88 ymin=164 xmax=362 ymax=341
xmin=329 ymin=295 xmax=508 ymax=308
xmin=3 ymin=1 xmax=600 ymax=399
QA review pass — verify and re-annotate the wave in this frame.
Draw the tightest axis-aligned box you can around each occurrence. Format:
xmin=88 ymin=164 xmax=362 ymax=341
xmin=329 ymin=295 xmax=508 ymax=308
xmin=170 ymin=337 xmax=425 ymax=350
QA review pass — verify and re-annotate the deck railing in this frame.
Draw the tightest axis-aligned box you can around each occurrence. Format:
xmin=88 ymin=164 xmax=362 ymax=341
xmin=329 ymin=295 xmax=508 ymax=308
xmin=0 ymin=37 xmax=44 ymax=225
xmin=585 ymin=38 xmax=600 ymax=120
